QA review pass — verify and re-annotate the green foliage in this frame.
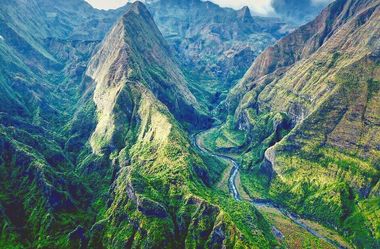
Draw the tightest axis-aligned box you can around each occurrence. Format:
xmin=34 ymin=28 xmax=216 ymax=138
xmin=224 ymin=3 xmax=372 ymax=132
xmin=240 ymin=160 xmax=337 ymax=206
xmin=201 ymin=116 xmax=248 ymax=157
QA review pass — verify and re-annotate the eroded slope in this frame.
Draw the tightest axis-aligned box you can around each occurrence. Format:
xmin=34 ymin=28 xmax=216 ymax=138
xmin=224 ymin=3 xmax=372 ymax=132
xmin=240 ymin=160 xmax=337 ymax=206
xmin=219 ymin=0 xmax=380 ymax=247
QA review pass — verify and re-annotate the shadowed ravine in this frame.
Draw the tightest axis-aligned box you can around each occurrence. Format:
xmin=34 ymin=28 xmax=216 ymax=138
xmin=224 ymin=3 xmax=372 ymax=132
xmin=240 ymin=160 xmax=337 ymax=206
xmin=192 ymin=129 xmax=348 ymax=249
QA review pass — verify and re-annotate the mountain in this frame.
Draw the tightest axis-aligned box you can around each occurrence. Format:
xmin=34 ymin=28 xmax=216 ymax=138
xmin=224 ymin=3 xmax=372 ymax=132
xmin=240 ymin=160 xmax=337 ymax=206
xmin=1 ymin=0 xmax=378 ymax=248
xmin=86 ymin=1 xmax=211 ymax=141
xmin=144 ymin=0 xmax=287 ymax=105
xmin=0 ymin=0 xmax=129 ymax=247
xmin=272 ymin=0 xmax=335 ymax=24
xmin=68 ymin=3 xmax=276 ymax=248
xmin=0 ymin=1 xmax=277 ymax=248
xmin=0 ymin=0 xmax=129 ymax=123
xmin=216 ymin=0 xmax=380 ymax=247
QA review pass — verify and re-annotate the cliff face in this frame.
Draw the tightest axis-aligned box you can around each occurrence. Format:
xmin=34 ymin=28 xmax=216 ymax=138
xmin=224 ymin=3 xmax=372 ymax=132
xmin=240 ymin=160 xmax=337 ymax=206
xmin=226 ymin=0 xmax=380 ymax=247
xmin=229 ymin=0 xmax=378 ymax=116
xmin=232 ymin=0 xmax=379 ymax=147
xmin=0 ymin=0 xmax=127 ymax=123
xmin=146 ymin=0 xmax=285 ymax=87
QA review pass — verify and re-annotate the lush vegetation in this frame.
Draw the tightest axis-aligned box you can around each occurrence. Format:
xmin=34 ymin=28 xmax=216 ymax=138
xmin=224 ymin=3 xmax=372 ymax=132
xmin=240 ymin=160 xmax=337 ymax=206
xmin=1 ymin=0 xmax=379 ymax=248
xmin=211 ymin=3 xmax=380 ymax=245
xmin=0 ymin=1 xmax=281 ymax=248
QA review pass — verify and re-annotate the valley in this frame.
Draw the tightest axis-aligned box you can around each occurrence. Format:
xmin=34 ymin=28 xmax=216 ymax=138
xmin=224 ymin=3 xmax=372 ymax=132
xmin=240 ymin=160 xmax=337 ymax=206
xmin=195 ymin=128 xmax=352 ymax=249
xmin=0 ymin=0 xmax=379 ymax=248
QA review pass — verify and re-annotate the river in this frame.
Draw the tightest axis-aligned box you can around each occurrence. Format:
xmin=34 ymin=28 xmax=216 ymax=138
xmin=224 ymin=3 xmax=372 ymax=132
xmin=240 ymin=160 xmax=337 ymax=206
xmin=192 ymin=130 xmax=348 ymax=249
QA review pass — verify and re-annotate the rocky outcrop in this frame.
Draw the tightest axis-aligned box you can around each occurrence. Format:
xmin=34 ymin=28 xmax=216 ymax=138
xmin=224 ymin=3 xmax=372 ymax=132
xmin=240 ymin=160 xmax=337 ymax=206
xmin=137 ymin=196 xmax=169 ymax=218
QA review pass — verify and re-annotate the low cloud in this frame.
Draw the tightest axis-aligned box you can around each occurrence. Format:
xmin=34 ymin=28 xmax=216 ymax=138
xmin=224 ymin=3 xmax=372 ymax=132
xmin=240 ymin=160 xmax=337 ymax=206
xmin=85 ymin=0 xmax=128 ymax=10
xmin=311 ymin=0 xmax=334 ymax=5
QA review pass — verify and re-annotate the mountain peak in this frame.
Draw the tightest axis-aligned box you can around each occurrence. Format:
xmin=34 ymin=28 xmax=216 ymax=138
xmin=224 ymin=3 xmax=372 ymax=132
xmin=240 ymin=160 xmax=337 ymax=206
xmin=127 ymin=1 xmax=151 ymax=17
xmin=241 ymin=6 xmax=250 ymax=13
xmin=237 ymin=6 xmax=253 ymax=22
xmin=121 ymin=0 xmax=159 ymax=38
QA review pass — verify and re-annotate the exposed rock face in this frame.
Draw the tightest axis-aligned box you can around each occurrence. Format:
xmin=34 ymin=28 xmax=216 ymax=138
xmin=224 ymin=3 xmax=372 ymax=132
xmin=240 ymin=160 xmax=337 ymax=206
xmin=146 ymin=0 xmax=285 ymax=86
xmin=226 ymin=0 xmax=380 ymax=247
xmin=232 ymin=0 xmax=380 ymax=148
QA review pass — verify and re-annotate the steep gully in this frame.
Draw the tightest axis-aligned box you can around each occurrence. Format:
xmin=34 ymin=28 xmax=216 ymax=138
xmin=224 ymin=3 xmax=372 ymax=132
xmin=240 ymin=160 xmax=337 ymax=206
xmin=191 ymin=129 xmax=347 ymax=249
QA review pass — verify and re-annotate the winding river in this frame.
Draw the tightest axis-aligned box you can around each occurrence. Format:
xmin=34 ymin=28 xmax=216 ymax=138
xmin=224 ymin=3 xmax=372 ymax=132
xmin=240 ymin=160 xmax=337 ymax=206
xmin=192 ymin=130 xmax=348 ymax=249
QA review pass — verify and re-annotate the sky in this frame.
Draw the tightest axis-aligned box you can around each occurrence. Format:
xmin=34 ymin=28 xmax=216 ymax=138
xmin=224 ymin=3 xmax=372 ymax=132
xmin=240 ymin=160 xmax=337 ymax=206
xmin=85 ymin=0 xmax=129 ymax=10
xmin=85 ymin=0 xmax=332 ymax=16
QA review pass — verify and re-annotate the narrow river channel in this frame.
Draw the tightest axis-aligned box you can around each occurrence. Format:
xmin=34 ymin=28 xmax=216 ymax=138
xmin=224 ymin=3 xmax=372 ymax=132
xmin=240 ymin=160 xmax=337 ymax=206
xmin=192 ymin=130 xmax=348 ymax=249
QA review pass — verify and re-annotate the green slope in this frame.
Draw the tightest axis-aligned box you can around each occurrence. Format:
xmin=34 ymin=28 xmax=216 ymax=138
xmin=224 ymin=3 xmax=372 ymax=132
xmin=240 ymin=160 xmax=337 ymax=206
xmin=73 ymin=3 xmax=276 ymax=247
xmin=0 ymin=1 xmax=278 ymax=248
xmin=213 ymin=0 xmax=380 ymax=247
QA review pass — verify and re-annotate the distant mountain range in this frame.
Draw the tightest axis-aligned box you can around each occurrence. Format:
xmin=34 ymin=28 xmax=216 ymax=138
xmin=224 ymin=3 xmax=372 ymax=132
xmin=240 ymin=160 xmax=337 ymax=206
xmin=272 ymin=0 xmax=335 ymax=24
xmin=146 ymin=0 xmax=284 ymax=87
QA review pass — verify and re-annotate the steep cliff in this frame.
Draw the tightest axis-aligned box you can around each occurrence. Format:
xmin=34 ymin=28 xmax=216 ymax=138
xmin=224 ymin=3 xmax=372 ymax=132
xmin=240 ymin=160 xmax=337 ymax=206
xmin=86 ymin=2 xmax=210 ymax=147
xmin=224 ymin=0 xmax=380 ymax=247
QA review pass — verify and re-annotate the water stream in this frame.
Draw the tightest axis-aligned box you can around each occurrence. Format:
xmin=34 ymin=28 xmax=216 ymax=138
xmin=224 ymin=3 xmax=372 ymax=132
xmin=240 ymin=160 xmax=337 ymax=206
xmin=192 ymin=130 xmax=348 ymax=249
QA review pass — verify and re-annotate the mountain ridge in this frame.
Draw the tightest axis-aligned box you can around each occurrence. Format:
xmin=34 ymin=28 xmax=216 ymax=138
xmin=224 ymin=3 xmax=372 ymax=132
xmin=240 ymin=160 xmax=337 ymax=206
xmin=71 ymin=2 xmax=277 ymax=247
xmin=0 ymin=0 xmax=378 ymax=248
xmin=0 ymin=1 xmax=277 ymax=248
xmin=212 ymin=0 xmax=380 ymax=247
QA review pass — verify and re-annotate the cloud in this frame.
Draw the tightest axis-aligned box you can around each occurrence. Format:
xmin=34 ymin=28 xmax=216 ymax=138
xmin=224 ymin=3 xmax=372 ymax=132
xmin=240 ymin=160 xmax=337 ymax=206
xmin=311 ymin=0 xmax=334 ymax=5
xmin=85 ymin=0 xmax=128 ymax=10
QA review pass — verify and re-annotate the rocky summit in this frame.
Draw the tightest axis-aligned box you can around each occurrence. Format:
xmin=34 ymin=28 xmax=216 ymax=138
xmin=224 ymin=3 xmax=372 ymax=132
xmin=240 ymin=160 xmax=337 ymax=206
xmin=0 ymin=0 xmax=378 ymax=249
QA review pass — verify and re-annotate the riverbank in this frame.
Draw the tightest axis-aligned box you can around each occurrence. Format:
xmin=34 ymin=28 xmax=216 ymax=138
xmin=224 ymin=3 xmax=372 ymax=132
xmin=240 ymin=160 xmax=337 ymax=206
xmin=193 ymin=129 xmax=353 ymax=249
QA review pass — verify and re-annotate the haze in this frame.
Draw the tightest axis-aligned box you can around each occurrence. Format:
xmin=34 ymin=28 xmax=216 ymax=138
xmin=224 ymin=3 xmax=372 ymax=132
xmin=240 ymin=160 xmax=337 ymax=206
xmin=85 ymin=0 xmax=274 ymax=15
